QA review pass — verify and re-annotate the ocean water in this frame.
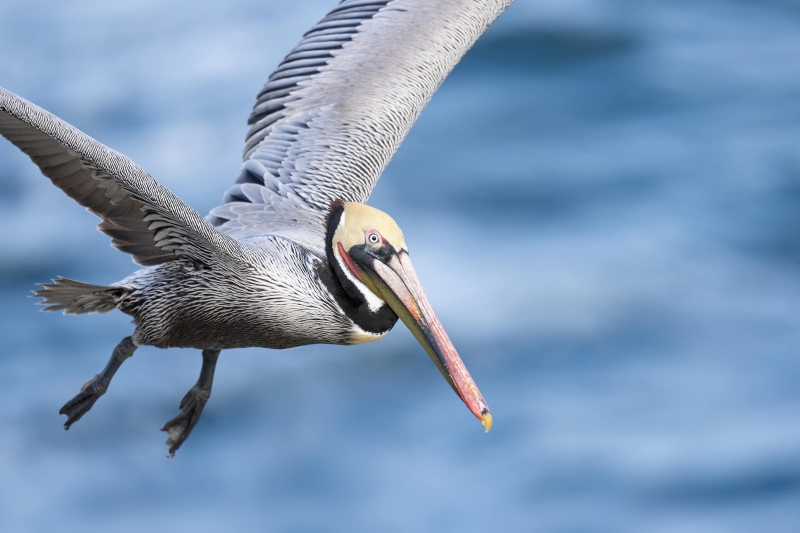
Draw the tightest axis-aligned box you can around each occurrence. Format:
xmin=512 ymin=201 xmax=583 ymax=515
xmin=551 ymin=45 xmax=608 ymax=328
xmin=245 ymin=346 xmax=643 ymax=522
xmin=1 ymin=0 xmax=799 ymax=531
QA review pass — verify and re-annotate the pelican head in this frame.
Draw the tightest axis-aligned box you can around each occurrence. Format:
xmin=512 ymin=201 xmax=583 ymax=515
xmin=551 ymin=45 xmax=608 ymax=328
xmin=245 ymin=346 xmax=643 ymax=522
xmin=326 ymin=202 xmax=492 ymax=432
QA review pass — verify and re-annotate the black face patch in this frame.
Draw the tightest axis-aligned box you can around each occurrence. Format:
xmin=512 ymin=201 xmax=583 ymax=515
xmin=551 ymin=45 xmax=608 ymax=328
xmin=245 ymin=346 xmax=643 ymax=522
xmin=354 ymin=240 xmax=397 ymax=264
xmin=321 ymin=205 xmax=398 ymax=335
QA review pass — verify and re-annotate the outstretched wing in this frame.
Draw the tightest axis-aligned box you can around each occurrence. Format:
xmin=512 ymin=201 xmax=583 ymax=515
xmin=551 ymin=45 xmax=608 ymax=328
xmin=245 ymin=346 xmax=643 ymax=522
xmin=209 ymin=0 xmax=513 ymax=256
xmin=0 ymin=87 xmax=242 ymax=267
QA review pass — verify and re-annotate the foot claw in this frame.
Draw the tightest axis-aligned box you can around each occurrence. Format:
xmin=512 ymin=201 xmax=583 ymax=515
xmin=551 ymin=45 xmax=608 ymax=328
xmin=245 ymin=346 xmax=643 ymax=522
xmin=161 ymin=387 xmax=209 ymax=457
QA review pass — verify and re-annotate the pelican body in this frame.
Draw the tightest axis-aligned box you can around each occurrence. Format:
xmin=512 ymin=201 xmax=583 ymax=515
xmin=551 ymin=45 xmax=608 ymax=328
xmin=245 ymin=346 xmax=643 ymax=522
xmin=0 ymin=0 xmax=509 ymax=456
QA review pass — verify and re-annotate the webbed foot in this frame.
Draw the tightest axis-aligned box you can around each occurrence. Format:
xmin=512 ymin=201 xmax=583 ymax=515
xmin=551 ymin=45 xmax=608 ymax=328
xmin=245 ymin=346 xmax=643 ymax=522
xmin=59 ymin=375 xmax=105 ymax=429
xmin=161 ymin=386 xmax=210 ymax=457
xmin=160 ymin=348 xmax=220 ymax=457
xmin=58 ymin=336 xmax=137 ymax=430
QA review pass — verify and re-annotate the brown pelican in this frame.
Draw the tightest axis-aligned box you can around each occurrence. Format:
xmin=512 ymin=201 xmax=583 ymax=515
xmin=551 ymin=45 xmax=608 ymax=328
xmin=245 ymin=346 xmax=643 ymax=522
xmin=0 ymin=0 xmax=509 ymax=456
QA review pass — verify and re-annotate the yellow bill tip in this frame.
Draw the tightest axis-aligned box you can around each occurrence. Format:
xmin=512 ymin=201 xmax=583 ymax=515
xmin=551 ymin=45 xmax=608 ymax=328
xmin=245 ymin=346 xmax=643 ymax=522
xmin=481 ymin=411 xmax=493 ymax=433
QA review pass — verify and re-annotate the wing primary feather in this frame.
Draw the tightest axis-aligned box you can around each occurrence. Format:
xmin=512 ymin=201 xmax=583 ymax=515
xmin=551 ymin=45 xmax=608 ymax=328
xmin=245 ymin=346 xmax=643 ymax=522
xmin=268 ymin=66 xmax=321 ymax=83
xmin=274 ymin=57 xmax=330 ymax=71
xmin=326 ymin=0 xmax=391 ymax=17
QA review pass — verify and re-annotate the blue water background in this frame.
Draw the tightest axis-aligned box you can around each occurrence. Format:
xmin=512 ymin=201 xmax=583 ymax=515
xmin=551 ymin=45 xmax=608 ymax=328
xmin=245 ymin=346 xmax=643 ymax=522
xmin=1 ymin=0 xmax=799 ymax=531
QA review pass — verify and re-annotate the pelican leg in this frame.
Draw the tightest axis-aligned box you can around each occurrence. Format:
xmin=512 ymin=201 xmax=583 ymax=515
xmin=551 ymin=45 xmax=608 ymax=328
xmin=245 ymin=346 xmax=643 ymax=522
xmin=161 ymin=348 xmax=220 ymax=457
xmin=59 ymin=336 xmax=137 ymax=430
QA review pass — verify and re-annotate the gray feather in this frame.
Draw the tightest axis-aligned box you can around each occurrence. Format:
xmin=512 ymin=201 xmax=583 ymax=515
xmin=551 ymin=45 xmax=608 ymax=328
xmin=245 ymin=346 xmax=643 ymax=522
xmin=34 ymin=277 xmax=127 ymax=315
xmin=210 ymin=0 xmax=513 ymax=254
xmin=0 ymin=87 xmax=245 ymax=267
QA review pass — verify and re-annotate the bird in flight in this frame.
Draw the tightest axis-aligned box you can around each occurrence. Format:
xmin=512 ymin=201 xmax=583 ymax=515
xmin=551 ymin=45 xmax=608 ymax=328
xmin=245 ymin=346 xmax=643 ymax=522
xmin=0 ymin=0 xmax=510 ymax=456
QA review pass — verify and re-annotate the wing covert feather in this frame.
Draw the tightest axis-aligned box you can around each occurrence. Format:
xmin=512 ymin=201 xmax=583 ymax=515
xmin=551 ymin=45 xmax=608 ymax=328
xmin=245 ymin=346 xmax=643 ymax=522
xmin=210 ymin=0 xmax=513 ymax=254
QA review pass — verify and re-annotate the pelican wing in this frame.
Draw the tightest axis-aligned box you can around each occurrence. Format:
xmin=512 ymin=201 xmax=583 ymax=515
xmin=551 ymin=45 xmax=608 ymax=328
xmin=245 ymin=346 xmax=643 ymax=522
xmin=0 ymin=87 xmax=242 ymax=267
xmin=209 ymin=0 xmax=513 ymax=255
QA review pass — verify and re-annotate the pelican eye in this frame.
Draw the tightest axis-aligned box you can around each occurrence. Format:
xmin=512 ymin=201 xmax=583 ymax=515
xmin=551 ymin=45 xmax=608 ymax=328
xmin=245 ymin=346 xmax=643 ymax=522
xmin=366 ymin=231 xmax=381 ymax=246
